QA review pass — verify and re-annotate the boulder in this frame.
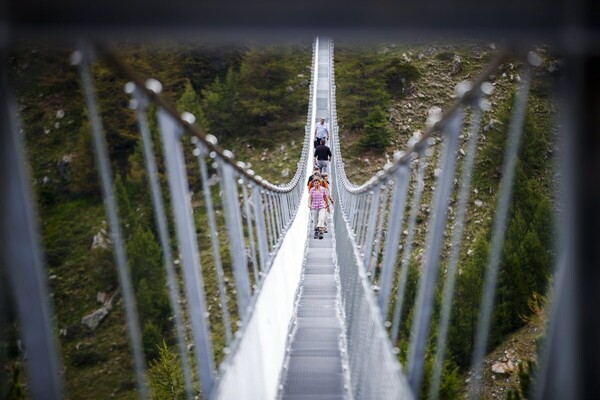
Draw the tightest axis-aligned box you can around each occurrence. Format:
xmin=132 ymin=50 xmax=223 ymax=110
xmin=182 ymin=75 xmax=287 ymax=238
xmin=451 ymin=55 xmax=462 ymax=76
xmin=491 ymin=360 xmax=515 ymax=374
xmin=82 ymin=290 xmax=118 ymax=330
xmin=82 ymin=306 xmax=110 ymax=330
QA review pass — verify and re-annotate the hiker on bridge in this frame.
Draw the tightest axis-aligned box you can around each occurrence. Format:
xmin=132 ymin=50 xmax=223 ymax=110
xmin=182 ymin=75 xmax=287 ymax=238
xmin=309 ymin=179 xmax=330 ymax=239
xmin=314 ymin=139 xmax=332 ymax=175
xmin=321 ymin=171 xmax=333 ymax=233
xmin=314 ymin=117 xmax=329 ymax=148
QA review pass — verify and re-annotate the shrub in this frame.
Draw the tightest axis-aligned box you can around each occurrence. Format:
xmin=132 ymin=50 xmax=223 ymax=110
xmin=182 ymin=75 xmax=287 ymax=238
xmin=385 ymin=58 xmax=421 ymax=98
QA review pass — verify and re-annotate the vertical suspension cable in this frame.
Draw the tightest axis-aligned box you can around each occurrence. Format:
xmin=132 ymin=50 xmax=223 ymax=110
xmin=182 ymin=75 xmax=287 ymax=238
xmin=468 ymin=67 xmax=532 ymax=399
xmin=408 ymin=108 xmax=462 ymax=394
xmin=158 ymin=108 xmax=215 ymax=397
xmin=378 ymin=163 xmax=411 ymax=318
xmin=131 ymin=86 xmax=194 ymax=399
xmin=191 ymin=137 xmax=233 ymax=346
xmin=74 ymin=45 xmax=149 ymax=399
xmin=217 ymin=154 xmax=251 ymax=318
xmin=391 ymin=147 xmax=430 ymax=344
xmin=1 ymin=59 xmax=64 ymax=400
xmin=263 ymin=188 xmax=275 ymax=250
xmin=362 ymin=186 xmax=382 ymax=270
xmin=429 ymin=103 xmax=484 ymax=400
xmin=369 ymin=182 xmax=391 ymax=283
xmin=239 ymin=174 xmax=260 ymax=286
xmin=251 ymin=182 xmax=269 ymax=273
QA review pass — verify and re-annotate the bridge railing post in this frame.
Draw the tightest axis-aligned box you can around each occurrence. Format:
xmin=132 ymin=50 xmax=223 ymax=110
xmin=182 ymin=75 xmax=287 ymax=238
xmin=217 ymin=151 xmax=251 ymax=316
xmin=429 ymin=94 xmax=485 ymax=400
xmin=74 ymin=45 xmax=149 ymax=399
xmin=377 ymin=162 xmax=411 ymax=318
xmin=390 ymin=144 xmax=431 ymax=345
xmin=158 ymin=108 xmax=216 ymax=397
xmin=251 ymin=182 xmax=270 ymax=274
xmin=238 ymin=172 xmax=260 ymax=286
xmin=407 ymin=104 xmax=463 ymax=394
xmin=467 ymin=66 xmax=532 ymax=398
xmin=362 ymin=187 xmax=381 ymax=270
xmin=369 ymin=181 xmax=391 ymax=283
xmin=1 ymin=51 xmax=64 ymax=400
xmin=130 ymin=84 xmax=195 ymax=398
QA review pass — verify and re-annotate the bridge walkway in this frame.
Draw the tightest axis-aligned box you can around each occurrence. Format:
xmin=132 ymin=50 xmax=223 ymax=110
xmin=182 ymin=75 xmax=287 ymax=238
xmin=278 ymin=218 xmax=350 ymax=400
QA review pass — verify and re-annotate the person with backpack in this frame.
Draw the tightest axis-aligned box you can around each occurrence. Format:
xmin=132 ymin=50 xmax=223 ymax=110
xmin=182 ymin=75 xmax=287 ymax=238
xmin=314 ymin=139 xmax=332 ymax=174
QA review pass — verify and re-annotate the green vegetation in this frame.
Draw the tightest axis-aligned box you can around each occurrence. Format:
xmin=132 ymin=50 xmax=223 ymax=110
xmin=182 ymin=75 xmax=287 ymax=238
xmin=334 ymin=46 xmax=394 ymax=152
xmin=147 ymin=341 xmax=186 ymax=400
xmin=7 ymin=41 xmax=310 ymax=399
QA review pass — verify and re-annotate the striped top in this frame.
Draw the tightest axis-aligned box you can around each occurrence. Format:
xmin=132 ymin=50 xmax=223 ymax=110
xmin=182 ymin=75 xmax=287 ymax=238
xmin=309 ymin=187 xmax=327 ymax=209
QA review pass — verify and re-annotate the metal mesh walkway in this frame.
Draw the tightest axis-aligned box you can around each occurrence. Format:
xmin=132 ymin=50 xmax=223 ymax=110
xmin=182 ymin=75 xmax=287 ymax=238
xmin=278 ymin=222 xmax=349 ymax=400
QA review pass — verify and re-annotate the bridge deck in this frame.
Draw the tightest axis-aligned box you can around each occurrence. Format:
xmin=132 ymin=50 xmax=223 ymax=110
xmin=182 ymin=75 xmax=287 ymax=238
xmin=278 ymin=225 xmax=349 ymax=400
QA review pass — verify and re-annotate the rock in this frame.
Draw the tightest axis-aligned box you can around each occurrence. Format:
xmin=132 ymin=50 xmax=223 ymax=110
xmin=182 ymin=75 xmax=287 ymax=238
xmin=91 ymin=222 xmax=111 ymax=250
xmin=484 ymin=119 xmax=501 ymax=132
xmin=56 ymin=109 xmax=65 ymax=119
xmin=426 ymin=106 xmax=442 ymax=128
xmin=491 ymin=360 xmax=515 ymax=374
xmin=474 ymin=199 xmax=483 ymax=207
xmin=451 ymin=55 xmax=462 ymax=76
xmin=97 ymin=291 xmax=108 ymax=304
xmin=82 ymin=290 xmax=118 ymax=330
xmin=281 ymin=168 xmax=290 ymax=178
xmin=82 ymin=306 xmax=110 ymax=330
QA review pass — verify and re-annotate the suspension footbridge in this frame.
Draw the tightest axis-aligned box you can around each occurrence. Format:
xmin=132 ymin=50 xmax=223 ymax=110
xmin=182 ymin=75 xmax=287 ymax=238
xmin=1 ymin=29 xmax=598 ymax=400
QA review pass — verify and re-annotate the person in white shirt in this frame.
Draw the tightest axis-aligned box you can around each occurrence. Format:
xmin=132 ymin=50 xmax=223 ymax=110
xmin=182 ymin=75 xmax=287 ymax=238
xmin=314 ymin=118 xmax=329 ymax=148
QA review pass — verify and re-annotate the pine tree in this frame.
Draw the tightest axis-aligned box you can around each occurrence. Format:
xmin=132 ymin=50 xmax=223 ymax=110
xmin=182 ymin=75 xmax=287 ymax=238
xmin=357 ymin=106 xmax=392 ymax=151
xmin=147 ymin=341 xmax=185 ymax=400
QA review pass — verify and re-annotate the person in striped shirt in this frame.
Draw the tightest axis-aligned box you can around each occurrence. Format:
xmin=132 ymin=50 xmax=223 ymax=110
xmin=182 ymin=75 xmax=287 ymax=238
xmin=308 ymin=179 xmax=330 ymax=239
